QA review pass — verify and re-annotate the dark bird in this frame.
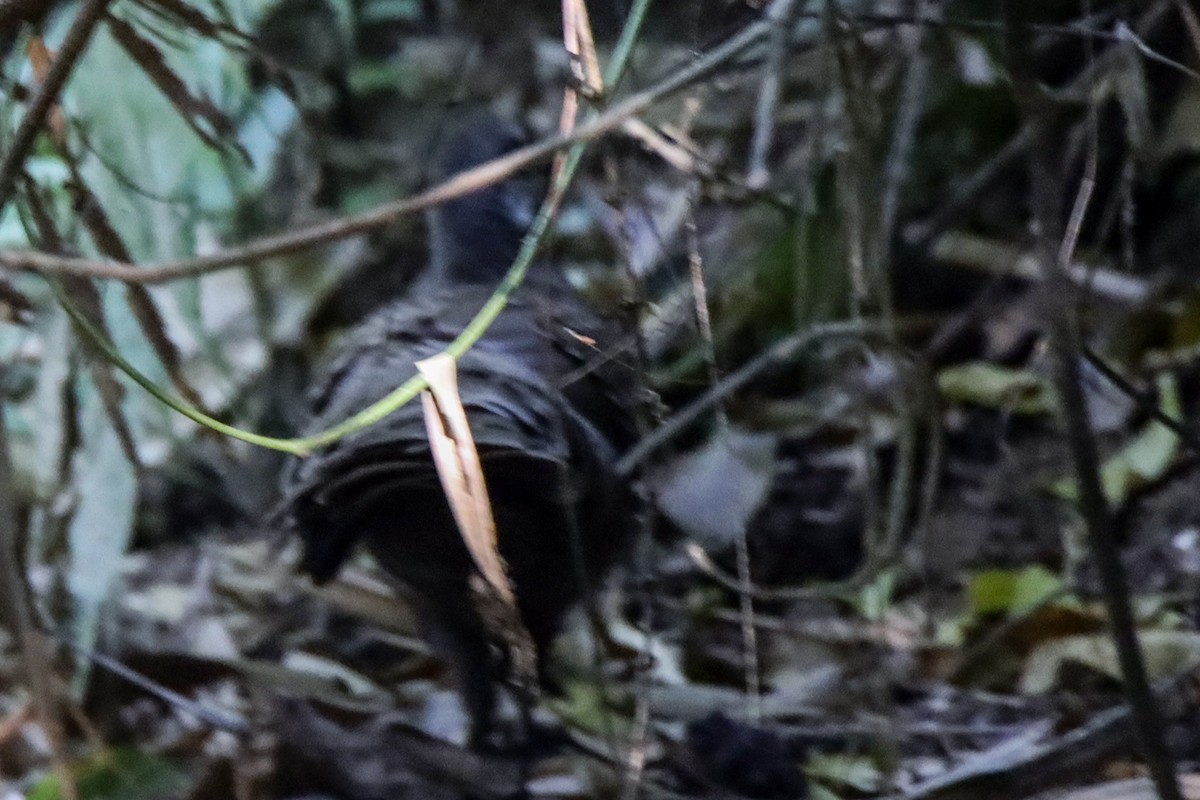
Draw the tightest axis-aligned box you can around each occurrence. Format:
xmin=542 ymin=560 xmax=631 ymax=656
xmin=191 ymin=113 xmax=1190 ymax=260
xmin=278 ymin=112 xmax=641 ymax=745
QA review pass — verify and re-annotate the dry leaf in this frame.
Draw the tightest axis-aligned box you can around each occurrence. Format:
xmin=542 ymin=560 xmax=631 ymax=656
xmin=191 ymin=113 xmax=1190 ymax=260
xmin=25 ymin=36 xmax=68 ymax=145
xmin=416 ymin=353 xmax=537 ymax=689
xmin=417 ymin=353 xmax=509 ymax=604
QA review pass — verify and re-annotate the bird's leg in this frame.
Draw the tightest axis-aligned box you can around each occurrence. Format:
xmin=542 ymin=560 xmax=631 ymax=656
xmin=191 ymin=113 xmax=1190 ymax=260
xmin=413 ymin=590 xmax=501 ymax=748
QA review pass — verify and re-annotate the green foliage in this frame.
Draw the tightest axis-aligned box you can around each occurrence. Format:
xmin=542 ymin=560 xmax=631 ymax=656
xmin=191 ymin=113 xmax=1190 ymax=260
xmin=807 ymin=752 xmax=885 ymax=796
xmin=696 ymin=176 xmax=849 ymax=383
xmin=753 ymin=204 xmax=849 ymax=336
xmin=551 ymin=680 xmax=632 ymax=738
xmin=854 ymin=566 xmax=900 ymax=622
xmin=967 ymin=565 xmax=1066 ymax=618
xmin=937 ymin=362 xmax=1055 ymax=415
xmin=1049 ymin=374 xmax=1182 ymax=507
xmin=27 ymin=748 xmax=188 ymax=800
xmin=6 ymin=0 xmax=292 ymax=683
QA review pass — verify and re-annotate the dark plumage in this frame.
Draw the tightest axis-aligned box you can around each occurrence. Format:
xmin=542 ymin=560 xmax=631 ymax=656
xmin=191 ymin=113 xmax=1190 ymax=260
xmin=278 ymin=113 xmax=641 ymax=743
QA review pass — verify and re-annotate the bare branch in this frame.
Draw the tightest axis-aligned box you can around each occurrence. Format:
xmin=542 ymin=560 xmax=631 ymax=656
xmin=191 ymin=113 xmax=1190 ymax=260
xmin=0 ymin=0 xmax=112 ymax=213
xmin=1010 ymin=5 xmax=1183 ymax=798
xmin=0 ymin=10 xmax=779 ymax=286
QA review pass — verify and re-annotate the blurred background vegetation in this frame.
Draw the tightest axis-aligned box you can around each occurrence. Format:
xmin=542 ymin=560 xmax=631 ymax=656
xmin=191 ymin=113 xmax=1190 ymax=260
xmin=3 ymin=0 xmax=1200 ymax=797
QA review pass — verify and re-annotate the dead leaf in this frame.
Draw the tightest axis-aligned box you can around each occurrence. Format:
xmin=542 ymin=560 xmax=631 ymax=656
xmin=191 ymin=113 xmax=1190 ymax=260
xmin=106 ymin=14 xmax=250 ymax=162
xmin=25 ymin=36 xmax=67 ymax=145
xmin=1024 ymin=774 xmax=1200 ymax=800
xmin=416 ymin=353 xmax=536 ymax=689
xmin=1021 ymin=630 xmax=1200 ymax=694
xmin=655 ymin=427 xmax=777 ymax=551
xmin=417 ymin=354 xmax=509 ymax=604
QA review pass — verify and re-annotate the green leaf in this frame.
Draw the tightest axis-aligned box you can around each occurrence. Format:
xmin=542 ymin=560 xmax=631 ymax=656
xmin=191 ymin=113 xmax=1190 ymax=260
xmin=28 ymin=748 xmax=188 ymax=800
xmin=550 ymin=680 xmax=631 ymax=737
xmin=1050 ymin=372 xmax=1181 ymax=506
xmin=855 ymin=566 xmax=900 ymax=622
xmin=937 ymin=362 xmax=1054 ymax=415
xmin=807 ymin=753 xmax=884 ymax=793
xmin=967 ymin=566 xmax=1064 ymax=617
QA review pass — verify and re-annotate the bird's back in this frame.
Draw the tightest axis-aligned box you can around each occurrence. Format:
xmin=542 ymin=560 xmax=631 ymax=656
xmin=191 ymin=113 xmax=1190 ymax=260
xmin=288 ymin=281 xmax=639 ymax=600
xmin=277 ymin=111 xmax=641 ymax=742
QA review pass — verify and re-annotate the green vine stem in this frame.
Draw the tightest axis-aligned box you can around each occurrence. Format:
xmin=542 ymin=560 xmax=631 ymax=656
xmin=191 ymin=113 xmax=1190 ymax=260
xmin=54 ymin=0 xmax=653 ymax=457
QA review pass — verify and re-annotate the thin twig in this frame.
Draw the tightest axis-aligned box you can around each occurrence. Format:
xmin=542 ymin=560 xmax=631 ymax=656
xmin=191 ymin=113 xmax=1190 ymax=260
xmin=34 ymin=0 xmax=661 ymax=460
xmin=616 ymin=321 xmax=873 ymax=475
xmin=1080 ymin=348 xmax=1200 ymax=456
xmin=619 ymin=697 xmax=653 ymax=800
xmin=879 ymin=4 xmax=929 ymax=241
xmin=1173 ymin=0 xmax=1200 ymax=62
xmin=929 ymin=230 xmax=1149 ymax=305
xmin=685 ymin=543 xmax=857 ymax=603
xmin=789 ymin=8 xmax=1161 ymax=43
xmin=0 ymin=11 xmax=779 ymax=286
xmin=683 ymin=209 xmax=762 ymax=721
xmin=904 ymin=1 xmax=1173 ymax=251
xmin=1114 ymin=21 xmax=1200 ymax=82
xmin=600 ymin=124 xmax=664 ymax=800
xmin=0 ymin=0 xmax=112 ymax=214
xmin=1011 ymin=4 xmax=1183 ymax=798
xmin=0 ymin=398 xmax=76 ymax=799
xmin=2 ymin=7 xmax=777 ymax=459
xmin=57 ymin=638 xmax=249 ymax=733
xmin=22 ymin=181 xmax=142 ymax=472
xmin=556 ymin=0 xmax=584 ymax=179
xmin=745 ymin=0 xmax=800 ymax=188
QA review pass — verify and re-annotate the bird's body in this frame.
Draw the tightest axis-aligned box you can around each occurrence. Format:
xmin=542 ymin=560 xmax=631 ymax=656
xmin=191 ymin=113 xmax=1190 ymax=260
xmin=278 ymin=113 xmax=640 ymax=743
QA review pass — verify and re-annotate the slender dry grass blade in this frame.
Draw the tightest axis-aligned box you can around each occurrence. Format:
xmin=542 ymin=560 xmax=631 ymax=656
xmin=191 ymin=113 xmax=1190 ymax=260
xmin=0 ymin=405 xmax=76 ymax=800
xmin=67 ymin=173 xmax=214 ymax=415
xmin=416 ymin=353 xmax=537 ymax=689
xmin=417 ymin=354 xmax=509 ymax=603
xmin=106 ymin=14 xmax=249 ymax=162
xmin=23 ymin=185 xmax=142 ymax=471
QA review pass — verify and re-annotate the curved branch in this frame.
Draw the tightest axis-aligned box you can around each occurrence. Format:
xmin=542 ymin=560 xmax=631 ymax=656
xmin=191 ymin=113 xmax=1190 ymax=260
xmin=0 ymin=0 xmax=112 ymax=213
xmin=0 ymin=10 xmax=776 ymax=285
xmin=49 ymin=0 xmax=668 ymax=455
